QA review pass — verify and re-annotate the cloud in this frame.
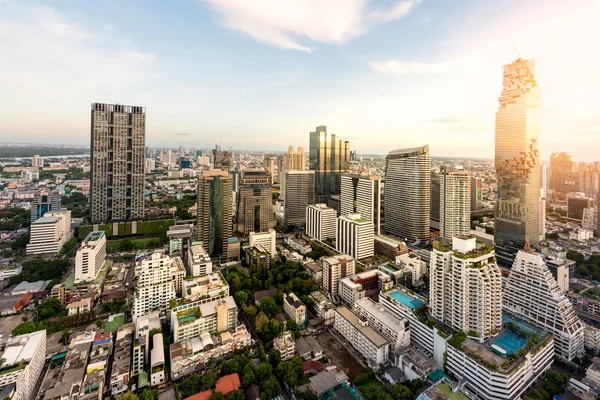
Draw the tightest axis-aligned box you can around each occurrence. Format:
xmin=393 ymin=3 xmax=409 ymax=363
xmin=201 ymin=0 xmax=420 ymax=52
xmin=369 ymin=60 xmax=456 ymax=75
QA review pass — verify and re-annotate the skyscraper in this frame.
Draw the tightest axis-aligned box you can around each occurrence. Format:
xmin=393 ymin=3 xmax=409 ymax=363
xmin=494 ymin=59 xmax=540 ymax=266
xmin=197 ymin=170 xmax=233 ymax=262
xmin=430 ymin=173 xmax=441 ymax=226
xmin=283 ymin=170 xmax=315 ymax=226
xmin=384 ymin=145 xmax=430 ymax=243
xmin=277 ymin=145 xmax=306 ymax=194
xmin=306 ymin=203 xmax=337 ymax=242
xmin=440 ymin=166 xmax=471 ymax=239
xmin=549 ymin=152 xmax=578 ymax=197
xmin=336 ymin=213 xmax=374 ymax=260
xmin=470 ymin=176 xmax=483 ymax=211
xmin=236 ymin=169 xmax=274 ymax=234
xmin=31 ymin=190 xmax=61 ymax=222
xmin=90 ymin=103 xmax=145 ymax=223
xmin=309 ymin=126 xmax=350 ymax=204
xmin=340 ymin=174 xmax=381 ymax=235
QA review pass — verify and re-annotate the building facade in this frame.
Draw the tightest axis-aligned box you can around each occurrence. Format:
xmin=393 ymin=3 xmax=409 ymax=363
xmin=352 ymin=297 xmax=410 ymax=352
xmin=283 ymin=170 xmax=315 ymax=226
xmin=336 ymin=213 xmax=374 ymax=260
xmin=30 ymin=190 xmax=61 ymax=222
xmin=494 ymin=59 xmax=540 ymax=266
xmin=75 ymin=231 xmax=106 ymax=284
xmin=248 ymin=229 xmax=276 ymax=256
xmin=236 ymin=169 xmax=274 ymax=234
xmin=305 ymin=203 xmax=337 ymax=242
xmin=197 ymin=170 xmax=233 ymax=262
xmin=309 ymin=126 xmax=350 ymax=204
xmin=340 ymin=174 xmax=381 ymax=235
xmin=322 ymin=254 xmax=355 ymax=297
xmin=133 ymin=253 xmax=179 ymax=320
xmin=440 ymin=167 xmax=471 ymax=239
xmin=90 ymin=103 xmax=145 ymax=223
xmin=384 ymin=145 xmax=431 ymax=243
xmin=283 ymin=293 xmax=306 ymax=326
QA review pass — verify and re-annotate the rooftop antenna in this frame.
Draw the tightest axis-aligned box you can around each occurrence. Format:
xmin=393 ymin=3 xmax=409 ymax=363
xmin=511 ymin=43 xmax=521 ymax=60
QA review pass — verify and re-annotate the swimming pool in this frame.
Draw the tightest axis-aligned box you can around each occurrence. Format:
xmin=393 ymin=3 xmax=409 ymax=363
xmin=389 ymin=290 xmax=424 ymax=309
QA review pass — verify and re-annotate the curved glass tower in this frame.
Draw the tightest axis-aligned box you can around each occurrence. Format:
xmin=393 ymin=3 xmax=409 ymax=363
xmin=384 ymin=145 xmax=430 ymax=243
xmin=494 ymin=59 xmax=540 ymax=266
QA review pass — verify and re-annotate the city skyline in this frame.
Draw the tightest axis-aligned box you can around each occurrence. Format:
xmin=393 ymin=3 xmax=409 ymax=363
xmin=1 ymin=0 xmax=599 ymax=160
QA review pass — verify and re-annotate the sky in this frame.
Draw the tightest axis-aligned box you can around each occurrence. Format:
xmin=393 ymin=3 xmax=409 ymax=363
xmin=0 ymin=0 xmax=599 ymax=160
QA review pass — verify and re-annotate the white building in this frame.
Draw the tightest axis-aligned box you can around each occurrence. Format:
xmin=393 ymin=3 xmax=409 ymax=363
xmin=352 ymin=297 xmax=409 ymax=352
xmin=187 ymin=243 xmax=213 ymax=276
xmin=145 ymin=158 xmax=156 ymax=173
xmin=338 ymin=269 xmax=393 ymax=308
xmin=309 ymin=291 xmax=336 ymax=326
xmin=503 ymin=250 xmax=584 ymax=362
xmin=66 ymin=297 xmax=92 ymax=315
xmin=132 ymin=311 xmax=161 ymax=376
xmin=334 ymin=306 xmax=389 ymax=365
xmin=439 ymin=167 xmax=471 ymax=239
xmin=305 ymin=204 xmax=337 ymax=242
xmin=322 ymin=254 xmax=355 ymax=297
xmin=273 ymin=331 xmax=295 ymax=361
xmin=340 ymin=174 xmax=381 ymax=235
xmin=26 ymin=209 xmax=72 ymax=255
xmin=394 ymin=253 xmax=427 ymax=286
xmin=336 ymin=213 xmax=374 ymax=260
xmin=170 ymin=296 xmax=237 ymax=343
xmin=581 ymin=317 xmax=600 ymax=354
xmin=21 ymin=170 xmax=39 ymax=182
xmin=180 ymin=272 xmax=230 ymax=304
xmin=150 ymin=333 xmax=165 ymax=387
xmin=0 ymin=330 xmax=46 ymax=400
xmin=75 ymin=231 xmax=106 ymax=284
xmin=133 ymin=253 xmax=179 ymax=320
xmin=32 ymin=154 xmax=44 ymax=168
xmin=283 ymin=293 xmax=306 ymax=326
xmin=248 ymin=229 xmax=277 ymax=256
xmin=430 ymin=237 xmax=503 ymax=339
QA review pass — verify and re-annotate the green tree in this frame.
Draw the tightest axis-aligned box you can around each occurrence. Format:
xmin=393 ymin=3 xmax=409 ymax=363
xmin=208 ymin=393 xmax=225 ymax=400
xmin=38 ymin=298 xmax=62 ymax=319
xmin=259 ymin=297 xmax=279 ymax=318
xmin=234 ymin=291 xmax=251 ymax=307
xmin=256 ymin=363 xmax=273 ymax=383
xmin=567 ymin=250 xmax=585 ymax=264
xmin=296 ymin=390 xmax=318 ymax=400
xmin=241 ymin=363 xmax=256 ymax=387
xmin=261 ymin=376 xmax=281 ymax=400
xmin=578 ymin=265 xmax=590 ymax=277
xmin=391 ymin=384 xmax=414 ymax=400
xmin=121 ymin=392 xmax=139 ymax=400
xmin=255 ymin=312 xmax=269 ymax=333
xmin=139 ymin=388 xmax=157 ymax=400
xmin=227 ymin=391 xmax=244 ymax=400
xmin=269 ymin=349 xmax=282 ymax=369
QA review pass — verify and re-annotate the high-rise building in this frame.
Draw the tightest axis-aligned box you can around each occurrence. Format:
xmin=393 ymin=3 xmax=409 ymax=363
xmin=336 ymin=213 xmax=374 ymax=260
xmin=582 ymin=163 xmax=600 ymax=200
xmin=283 ymin=170 xmax=315 ymax=226
xmin=309 ymin=126 xmax=350 ymax=204
xmin=187 ymin=242 xmax=213 ymax=276
xmin=471 ymin=176 xmax=483 ymax=211
xmin=440 ymin=166 xmax=471 ymax=239
xmin=90 ymin=103 xmax=145 ymax=223
xmin=197 ymin=171 xmax=233 ymax=262
xmin=430 ymin=237 xmax=502 ymax=339
xmin=236 ymin=169 xmax=273 ymax=234
xmin=264 ymin=156 xmax=276 ymax=184
xmin=539 ymin=197 xmax=546 ymax=241
xmin=0 ymin=330 xmax=46 ymax=400
xmin=567 ymin=194 xmax=594 ymax=221
xmin=75 ymin=231 xmax=106 ymax=284
xmin=503 ymin=250 xmax=584 ymax=361
xmin=430 ymin=173 xmax=441 ymax=225
xmin=550 ymin=152 xmax=578 ymax=196
xmin=277 ymin=145 xmax=306 ymax=189
xmin=32 ymin=154 xmax=44 ymax=168
xmin=213 ymin=145 xmax=232 ymax=170
xmin=27 ymin=209 xmax=72 ymax=255
xmin=494 ymin=59 xmax=540 ymax=266
xmin=322 ymin=254 xmax=355 ymax=297
xmin=384 ymin=145 xmax=430 ymax=243
xmin=305 ymin=203 xmax=337 ymax=242
xmin=31 ymin=190 xmax=61 ymax=222
xmin=340 ymin=174 xmax=381 ymax=235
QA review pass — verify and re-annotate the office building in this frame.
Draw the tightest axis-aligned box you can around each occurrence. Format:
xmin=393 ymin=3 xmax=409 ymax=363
xmin=322 ymin=254 xmax=355 ymax=297
xmin=32 ymin=154 xmax=44 ymax=168
xmin=187 ymin=242 xmax=213 ymax=276
xmin=283 ymin=170 xmax=315 ymax=226
xmin=340 ymin=174 xmax=381 ymax=235
xmin=30 ymin=190 xmax=61 ymax=222
xmin=160 ymin=149 xmax=177 ymax=167
xmin=503 ymin=250 xmax=584 ymax=361
xmin=567 ymin=194 xmax=594 ymax=221
xmin=582 ymin=164 xmax=600 ymax=200
xmin=170 ymin=296 xmax=237 ymax=343
xmin=384 ymin=145 xmax=431 ymax=243
xmin=471 ymin=177 xmax=483 ymax=211
xmin=75 ymin=231 xmax=106 ymax=284
xmin=339 ymin=269 xmax=393 ymax=308
xmin=90 ymin=103 xmax=145 ymax=223
xmin=373 ymin=235 xmax=409 ymax=260
xmin=309 ymin=126 xmax=350 ymax=204
xmin=264 ymin=155 xmax=276 ymax=183
xmin=278 ymin=145 xmax=306 ymax=193
xmin=352 ymin=297 xmax=410 ymax=352
xmin=306 ymin=203 xmax=337 ymax=241
xmin=197 ymin=170 xmax=233 ymax=262
xmin=283 ymin=293 xmax=306 ymax=327
xmin=236 ymin=169 xmax=274 ymax=234
xmin=550 ymin=152 xmax=578 ymax=196
xmin=539 ymin=197 xmax=546 ymax=241
xmin=333 ymin=306 xmax=390 ymax=365
xmin=213 ymin=145 xmax=232 ymax=170
xmin=26 ymin=209 xmax=72 ymax=255
xmin=430 ymin=173 xmax=440 ymax=225
xmin=430 ymin=237 xmax=502 ymax=339
xmin=248 ymin=229 xmax=276 ymax=256
xmin=0 ymin=330 xmax=46 ymax=400
xmin=440 ymin=166 xmax=471 ymax=239
xmin=133 ymin=253 xmax=181 ymax=320
xmin=336 ymin=213 xmax=374 ymax=260
xmin=494 ymin=59 xmax=541 ymax=266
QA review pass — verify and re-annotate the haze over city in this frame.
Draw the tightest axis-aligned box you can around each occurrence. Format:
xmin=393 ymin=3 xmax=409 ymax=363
xmin=1 ymin=0 xmax=599 ymax=159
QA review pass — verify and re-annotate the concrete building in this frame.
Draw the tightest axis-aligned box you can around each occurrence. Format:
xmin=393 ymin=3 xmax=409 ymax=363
xmin=309 ymin=291 xmax=336 ymax=326
xmin=322 ymin=254 xmax=355 ymax=297
xmin=394 ymin=252 xmax=427 ymax=286
xmin=336 ymin=213 xmax=374 ymax=260
xmin=384 ymin=145 xmax=430 ymax=243
xmin=0 ymin=330 xmax=46 ymax=400
xmin=110 ymin=323 xmax=133 ymax=395
xmin=374 ymin=235 xmax=409 ymax=261
xmin=504 ymin=250 xmax=584 ymax=361
xmin=248 ymin=229 xmax=276 ymax=256
xmin=26 ymin=209 xmax=72 ymax=255
xmin=20 ymin=170 xmax=39 ymax=183
xmin=170 ymin=296 xmax=237 ymax=343
xmin=283 ymin=293 xmax=306 ymax=327
xmin=273 ymin=331 xmax=295 ymax=361
xmin=546 ymin=258 xmax=570 ymax=292
xmin=90 ymin=103 xmax=145 ymax=223
xmin=150 ymin=333 xmax=165 ymax=387
xmin=352 ymin=297 xmax=409 ymax=352
xmin=236 ymin=169 xmax=274 ymax=234
xmin=333 ymin=306 xmax=390 ymax=365
xmin=305 ymin=203 xmax=337 ymax=242
xmin=284 ymin=170 xmax=315 ymax=226
xmin=309 ymin=126 xmax=351 ymax=205
xmin=494 ymin=59 xmax=540 ymax=266
xmin=471 ymin=176 xmax=483 ymax=211
xmin=187 ymin=242 xmax=213 ymax=276
xmin=75 ymin=231 xmax=106 ymax=284
xmin=430 ymin=237 xmax=503 ymax=339
xmin=440 ymin=166 xmax=471 ymax=239
xmin=132 ymin=311 xmax=161 ymax=377
xmin=30 ymin=190 xmax=61 ymax=222
xmin=196 ymin=170 xmax=233 ymax=262
xmin=340 ymin=174 xmax=381 ymax=235
xmin=66 ymin=297 xmax=92 ymax=315
xmin=278 ymin=145 xmax=306 ymax=195
xmin=568 ymin=194 xmax=594 ymax=221
xmin=133 ymin=253 xmax=179 ymax=320
xmin=32 ymin=154 xmax=44 ymax=168
xmin=339 ymin=269 xmax=393 ymax=308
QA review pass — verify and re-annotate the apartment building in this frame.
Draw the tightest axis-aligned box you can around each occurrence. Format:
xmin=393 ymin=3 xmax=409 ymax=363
xmin=306 ymin=203 xmax=337 ymax=242
xmin=352 ymin=297 xmax=409 ymax=352
xmin=283 ymin=293 xmax=306 ymax=327
xmin=133 ymin=253 xmax=179 ymax=320
xmin=75 ymin=231 xmax=106 ymax=284
xmin=273 ymin=331 xmax=295 ymax=361
xmin=336 ymin=213 xmax=374 ymax=260
xmin=0 ymin=330 xmax=46 ymax=400
xmin=338 ymin=269 xmax=393 ymax=308
xmin=248 ymin=229 xmax=277 ymax=256
xmin=171 ymin=296 xmax=237 ymax=343
xmin=187 ymin=243 xmax=213 ymax=277
xmin=322 ymin=254 xmax=355 ymax=297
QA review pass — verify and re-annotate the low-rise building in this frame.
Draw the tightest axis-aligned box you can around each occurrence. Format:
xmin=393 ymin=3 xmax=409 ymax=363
xmin=248 ymin=229 xmax=276 ymax=256
xmin=150 ymin=333 xmax=165 ymax=388
xmin=283 ymin=293 xmax=306 ymax=327
xmin=374 ymin=235 xmax=409 ymax=260
xmin=243 ymin=245 xmax=272 ymax=268
xmin=66 ymin=297 xmax=92 ymax=315
xmin=110 ymin=323 xmax=133 ymax=395
xmin=309 ymin=291 xmax=335 ymax=326
xmin=352 ymin=297 xmax=409 ymax=352
xmin=75 ymin=231 xmax=106 ymax=284
xmin=304 ymin=261 xmax=322 ymax=285
xmin=170 ymin=296 xmax=237 ymax=343
xmin=187 ymin=243 xmax=213 ymax=276
xmin=273 ymin=331 xmax=295 ymax=361
xmin=338 ymin=269 xmax=392 ymax=308
xmin=295 ymin=336 xmax=323 ymax=360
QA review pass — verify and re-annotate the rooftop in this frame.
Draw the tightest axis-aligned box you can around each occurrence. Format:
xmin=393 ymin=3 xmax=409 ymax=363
xmin=335 ymin=306 xmax=388 ymax=347
xmin=422 ymin=380 xmax=471 ymax=400
xmin=83 ymin=231 xmax=105 ymax=243
xmin=387 ymin=289 xmax=424 ymax=309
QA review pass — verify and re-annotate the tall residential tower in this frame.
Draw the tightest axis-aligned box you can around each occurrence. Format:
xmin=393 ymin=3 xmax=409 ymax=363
xmin=440 ymin=166 xmax=471 ymax=239
xmin=340 ymin=174 xmax=381 ymax=235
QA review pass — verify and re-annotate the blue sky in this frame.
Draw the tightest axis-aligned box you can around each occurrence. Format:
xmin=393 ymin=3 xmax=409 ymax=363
xmin=1 ymin=0 xmax=599 ymax=159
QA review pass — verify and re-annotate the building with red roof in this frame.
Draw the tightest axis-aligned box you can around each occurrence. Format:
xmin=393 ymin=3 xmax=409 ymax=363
xmin=183 ymin=389 xmax=211 ymax=400
xmin=214 ymin=373 xmax=241 ymax=397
